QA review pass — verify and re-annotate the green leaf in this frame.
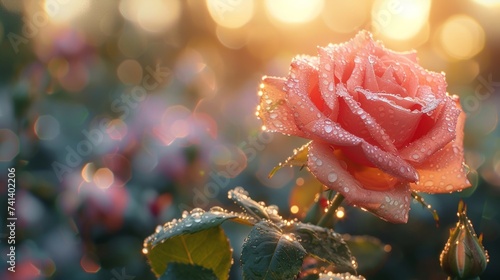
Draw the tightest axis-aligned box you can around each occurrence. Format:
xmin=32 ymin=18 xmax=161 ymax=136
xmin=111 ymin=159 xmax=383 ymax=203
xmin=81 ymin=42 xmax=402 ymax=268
xmin=160 ymin=263 xmax=218 ymax=280
xmin=145 ymin=227 xmax=231 ymax=279
xmin=281 ymin=222 xmax=356 ymax=274
xmin=241 ymin=220 xmax=306 ymax=280
xmin=344 ymin=235 xmax=389 ymax=274
xmin=317 ymin=272 xmax=366 ymax=280
xmin=228 ymin=187 xmax=282 ymax=223
xmin=268 ymin=142 xmax=310 ymax=178
xmin=290 ymin=175 xmax=326 ymax=220
xmin=148 ymin=207 xmax=254 ymax=246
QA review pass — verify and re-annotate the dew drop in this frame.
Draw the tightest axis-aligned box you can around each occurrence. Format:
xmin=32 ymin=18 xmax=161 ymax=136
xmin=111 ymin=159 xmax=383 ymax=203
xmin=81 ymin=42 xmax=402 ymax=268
xmin=324 ymin=125 xmax=333 ymax=133
xmin=328 ymin=173 xmax=338 ymax=183
xmin=328 ymin=82 xmax=334 ymax=91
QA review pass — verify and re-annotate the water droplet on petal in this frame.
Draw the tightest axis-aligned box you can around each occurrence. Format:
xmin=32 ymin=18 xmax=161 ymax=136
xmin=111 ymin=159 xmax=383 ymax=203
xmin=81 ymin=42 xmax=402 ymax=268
xmin=328 ymin=172 xmax=338 ymax=183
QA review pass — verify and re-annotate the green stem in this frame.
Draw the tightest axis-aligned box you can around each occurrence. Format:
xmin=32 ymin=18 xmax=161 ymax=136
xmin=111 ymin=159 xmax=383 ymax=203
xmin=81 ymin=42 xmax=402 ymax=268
xmin=317 ymin=193 xmax=345 ymax=228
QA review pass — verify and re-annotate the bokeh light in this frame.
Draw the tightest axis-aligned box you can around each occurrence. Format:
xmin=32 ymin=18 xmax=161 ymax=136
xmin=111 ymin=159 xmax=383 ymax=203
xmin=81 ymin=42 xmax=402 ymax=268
xmin=336 ymin=206 xmax=345 ymax=219
xmin=107 ymin=118 xmax=128 ymax=140
xmin=81 ymin=162 xmax=96 ymax=183
xmin=322 ymin=0 xmax=370 ymax=33
xmin=472 ymin=0 xmax=500 ymax=7
xmin=206 ymin=0 xmax=254 ymax=28
xmin=117 ymin=59 xmax=143 ymax=85
xmin=0 ymin=129 xmax=20 ymax=161
xmin=80 ymin=254 xmax=100 ymax=273
xmin=372 ymin=0 xmax=431 ymax=41
xmin=216 ymin=26 xmax=248 ymax=49
xmin=44 ymin=0 xmax=91 ymax=24
xmin=93 ymin=168 xmax=114 ymax=189
xmin=34 ymin=115 xmax=60 ymax=140
xmin=265 ymin=0 xmax=324 ymax=24
xmin=438 ymin=14 xmax=485 ymax=60
xmin=119 ymin=0 xmax=181 ymax=33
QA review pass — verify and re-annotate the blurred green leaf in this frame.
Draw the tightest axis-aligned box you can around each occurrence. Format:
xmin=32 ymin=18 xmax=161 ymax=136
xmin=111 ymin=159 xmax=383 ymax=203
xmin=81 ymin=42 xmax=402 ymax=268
xmin=344 ymin=235 xmax=389 ymax=274
xmin=241 ymin=220 xmax=306 ymax=280
xmin=146 ymin=227 xmax=231 ymax=279
xmin=159 ymin=263 xmax=218 ymax=280
xmin=290 ymin=175 xmax=326 ymax=219
xmin=281 ymin=222 xmax=356 ymax=274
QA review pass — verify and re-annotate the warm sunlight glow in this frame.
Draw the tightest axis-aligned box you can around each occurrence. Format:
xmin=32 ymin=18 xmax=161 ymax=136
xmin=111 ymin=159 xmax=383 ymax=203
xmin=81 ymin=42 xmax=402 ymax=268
xmin=439 ymin=15 xmax=485 ymax=60
xmin=265 ymin=0 xmax=324 ymax=24
xmin=44 ymin=0 xmax=91 ymax=24
xmin=472 ymin=0 xmax=500 ymax=7
xmin=372 ymin=0 xmax=431 ymax=40
xmin=322 ymin=0 xmax=370 ymax=33
xmin=119 ymin=0 xmax=181 ymax=33
xmin=207 ymin=0 xmax=254 ymax=28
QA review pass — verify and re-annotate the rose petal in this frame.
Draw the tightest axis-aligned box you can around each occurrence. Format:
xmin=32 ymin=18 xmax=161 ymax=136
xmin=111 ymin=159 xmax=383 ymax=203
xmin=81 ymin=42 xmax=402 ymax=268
xmin=357 ymin=88 xmax=423 ymax=148
xmin=317 ymin=46 xmax=340 ymax=119
xmin=411 ymin=104 xmax=470 ymax=193
xmin=364 ymin=55 xmax=379 ymax=92
xmin=346 ymin=56 xmax=365 ymax=93
xmin=333 ymin=148 xmax=400 ymax=191
xmin=416 ymin=85 xmax=443 ymax=115
xmin=308 ymin=142 xmax=411 ymax=223
xmin=387 ymin=50 xmax=419 ymax=64
xmin=258 ymin=76 xmax=305 ymax=136
xmin=337 ymin=85 xmax=397 ymax=153
xmin=285 ymin=56 xmax=363 ymax=146
xmin=376 ymin=66 xmax=408 ymax=96
xmin=421 ymin=70 xmax=447 ymax=100
xmin=400 ymin=97 xmax=461 ymax=163
xmin=360 ymin=142 xmax=419 ymax=182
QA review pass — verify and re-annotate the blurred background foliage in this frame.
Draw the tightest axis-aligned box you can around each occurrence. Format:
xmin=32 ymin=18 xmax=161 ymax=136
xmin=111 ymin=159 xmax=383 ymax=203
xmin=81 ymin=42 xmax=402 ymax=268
xmin=0 ymin=0 xmax=499 ymax=279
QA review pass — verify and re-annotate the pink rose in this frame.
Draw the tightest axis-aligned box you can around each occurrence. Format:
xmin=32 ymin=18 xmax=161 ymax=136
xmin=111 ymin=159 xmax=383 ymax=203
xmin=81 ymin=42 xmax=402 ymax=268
xmin=258 ymin=31 xmax=470 ymax=223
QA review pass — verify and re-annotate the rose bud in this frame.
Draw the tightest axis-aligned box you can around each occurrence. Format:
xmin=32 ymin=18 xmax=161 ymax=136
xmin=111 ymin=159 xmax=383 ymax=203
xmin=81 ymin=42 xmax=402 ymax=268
xmin=440 ymin=200 xmax=489 ymax=279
